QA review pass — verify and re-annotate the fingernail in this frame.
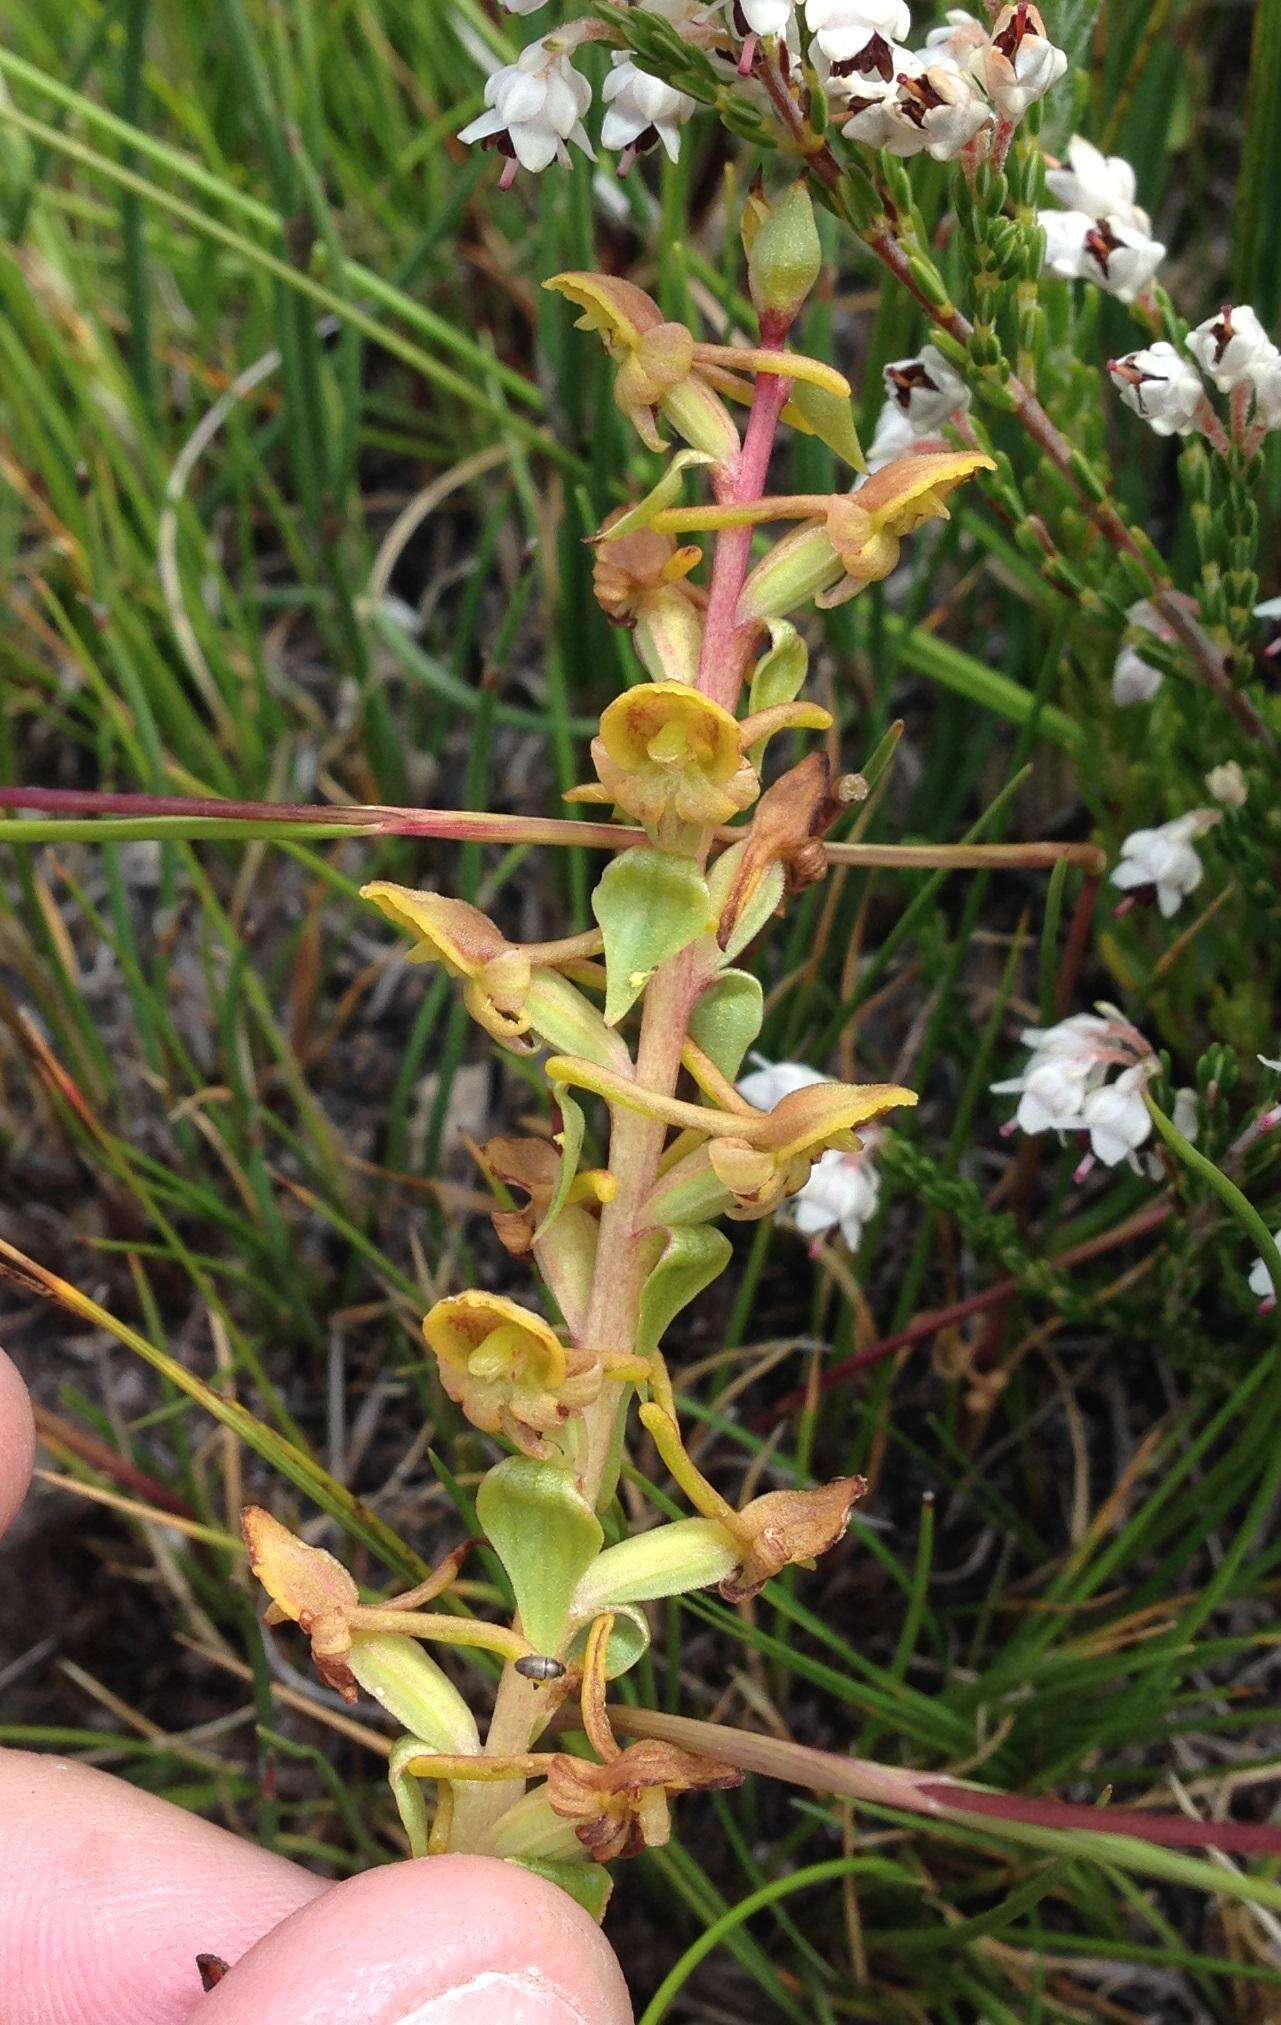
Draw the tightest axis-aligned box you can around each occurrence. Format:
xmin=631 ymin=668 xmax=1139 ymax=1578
xmin=396 ymin=1970 xmax=592 ymax=2023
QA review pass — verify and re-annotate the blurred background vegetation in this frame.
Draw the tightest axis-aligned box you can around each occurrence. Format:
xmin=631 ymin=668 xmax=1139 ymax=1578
xmin=1 ymin=1 xmax=1280 ymax=2018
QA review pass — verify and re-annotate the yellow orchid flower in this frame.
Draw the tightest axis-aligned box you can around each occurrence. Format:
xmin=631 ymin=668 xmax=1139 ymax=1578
xmin=422 ymin=1290 xmax=602 ymax=1458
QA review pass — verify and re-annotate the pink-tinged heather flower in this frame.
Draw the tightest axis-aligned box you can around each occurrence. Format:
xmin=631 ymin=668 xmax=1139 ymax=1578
xmin=459 ymin=40 xmax=593 ymax=180
xmin=971 ymin=3 xmax=1067 ymax=122
xmin=992 ymin=1004 xmax=1160 ymax=1172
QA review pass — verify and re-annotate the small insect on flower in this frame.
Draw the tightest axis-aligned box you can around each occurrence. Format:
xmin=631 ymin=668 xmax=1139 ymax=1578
xmin=514 ymin=1653 xmax=568 ymax=1682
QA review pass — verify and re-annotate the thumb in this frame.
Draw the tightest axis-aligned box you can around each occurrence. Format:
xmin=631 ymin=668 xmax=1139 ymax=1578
xmin=196 ymin=1854 xmax=634 ymax=2023
xmin=0 ymin=1345 xmax=35 ymax=1532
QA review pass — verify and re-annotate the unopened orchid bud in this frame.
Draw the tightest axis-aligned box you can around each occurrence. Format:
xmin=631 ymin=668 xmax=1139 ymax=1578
xmin=745 ymin=182 xmax=822 ymax=328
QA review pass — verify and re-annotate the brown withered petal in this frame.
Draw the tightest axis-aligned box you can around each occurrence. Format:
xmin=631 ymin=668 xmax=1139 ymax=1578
xmin=242 ymin=1507 xmax=361 ymax=1700
xmin=545 ymin=1741 xmax=742 ymax=1863
xmin=471 ymin=1133 xmax=561 ymax=1253
xmin=715 ymin=753 xmax=843 ymax=949
xmin=720 ymin=1475 xmax=868 ymax=1603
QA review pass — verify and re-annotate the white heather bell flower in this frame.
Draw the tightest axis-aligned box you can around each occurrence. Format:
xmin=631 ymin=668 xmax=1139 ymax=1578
xmin=882 ymin=344 xmax=970 ymax=430
xmin=1112 ymin=644 xmax=1163 ymax=705
xmin=1045 ymin=136 xmax=1149 ymax=232
xmin=864 ymin=400 xmax=920 ymax=472
xmin=972 ymin=3 xmax=1067 ymax=122
xmin=1111 ymin=811 xmax=1216 ymax=919
xmin=803 ymin=0 xmax=910 ymax=67
xmin=831 ymin=51 xmax=917 ymax=140
xmin=792 ymin=1141 xmax=883 ymax=1250
xmin=923 ymin=9 xmax=987 ymax=64
xmin=1080 ymin=1068 xmax=1152 ymax=1168
xmin=1171 ymin=1086 xmax=1199 ymax=1141
xmin=735 ymin=0 xmax=795 ymax=35
xmin=737 ymin=1056 xmax=828 ymax=1110
xmin=1108 ymin=343 xmax=1204 ymax=437
xmin=1039 ymin=207 xmax=1092 ymax=280
xmin=1247 ymin=1235 xmax=1281 ymax=1313
xmin=892 ymin=62 xmax=992 ymax=159
xmin=601 ymin=56 xmax=694 ymax=162
xmin=459 ymin=39 xmax=594 ymax=177
xmin=1078 ymin=217 xmax=1165 ymax=302
xmin=1206 ymin=760 xmax=1247 ymax=808
xmin=1186 ymin=305 xmax=1277 ymax=393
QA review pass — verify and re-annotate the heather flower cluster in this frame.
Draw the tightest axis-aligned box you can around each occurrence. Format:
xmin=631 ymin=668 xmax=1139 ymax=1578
xmin=1038 ymin=135 xmax=1165 ymax=304
xmin=1110 ymin=306 xmax=1281 ymax=448
xmin=459 ymin=0 xmax=1068 ymax=183
xmin=992 ymin=1005 xmax=1160 ymax=1176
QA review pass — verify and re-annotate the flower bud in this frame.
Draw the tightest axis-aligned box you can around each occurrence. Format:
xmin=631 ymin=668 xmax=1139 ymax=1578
xmin=745 ymin=182 xmax=822 ymax=328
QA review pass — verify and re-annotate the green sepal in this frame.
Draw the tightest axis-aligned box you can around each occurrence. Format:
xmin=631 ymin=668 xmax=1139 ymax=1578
xmin=747 ymin=622 xmax=809 ymax=721
xmin=537 ymin=1203 xmax=598 ymax=1343
xmin=534 ymin=1090 xmax=586 ymax=1242
xmin=639 ymin=1145 xmax=733 ymax=1231
xmin=598 ymin=449 xmax=715 ymax=543
xmin=636 ymin=1224 xmax=733 ymax=1359
xmin=565 ymin=1601 xmax=651 ymax=1677
xmin=476 ymin=1457 xmax=604 ymax=1656
xmin=706 ymin=842 xmax=786 ymax=963
xmin=512 ymin=1856 xmax=614 ymax=1923
xmin=490 ymin=1788 xmax=584 ymax=1863
xmin=348 ymin=1634 xmax=480 ymax=1753
xmin=592 ymin=847 xmax=713 ymax=1026
xmin=688 ymin=969 xmax=764 ymax=1081
xmin=526 ymin=970 xmax=631 ymax=1075
xmin=783 ymin=378 xmax=865 ymax=472
xmin=388 ymin=1733 xmax=434 ymax=1859
xmin=571 ymin=1517 xmax=738 ymax=1615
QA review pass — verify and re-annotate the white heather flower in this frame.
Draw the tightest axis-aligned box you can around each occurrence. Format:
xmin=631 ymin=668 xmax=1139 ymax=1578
xmin=792 ymin=1142 xmax=883 ymax=1250
xmin=1206 ymin=761 xmax=1247 ymax=808
xmin=827 ymin=45 xmax=917 ymax=136
xmin=803 ymin=0 xmax=910 ymax=67
xmin=1247 ymin=1235 xmax=1281 ymax=1311
xmin=1007 ymin=1057 xmax=1092 ymax=1135
xmin=1045 ymin=136 xmax=1149 ymax=232
xmin=1111 ymin=644 xmax=1164 ymax=706
xmin=498 ymin=0 xmax=550 ymax=13
xmin=882 ymin=344 xmax=970 ymax=430
xmin=735 ymin=0 xmax=795 ymax=35
xmin=601 ymin=56 xmax=694 ymax=161
xmin=1186 ymin=305 xmax=1278 ymax=393
xmin=1111 ymin=811 xmax=1215 ymax=919
xmin=1078 ymin=217 xmax=1165 ymax=302
xmin=971 ymin=2 xmax=1067 ymax=122
xmin=1250 ymin=350 xmax=1281 ymax=431
xmin=1080 ymin=1067 xmax=1152 ymax=1167
xmin=1171 ymin=1086 xmax=1199 ymax=1141
xmin=1038 ymin=207 xmax=1092 ymax=280
xmin=1107 ymin=343 xmax=1204 ymax=437
xmin=892 ymin=62 xmax=992 ymax=159
xmin=864 ymin=400 xmax=921 ymax=472
xmin=459 ymin=39 xmax=594 ymax=176
xmin=923 ymin=9 xmax=987 ymax=64
xmin=992 ymin=1003 xmax=1159 ymax=1170
xmin=737 ymin=1056 xmax=828 ymax=1110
